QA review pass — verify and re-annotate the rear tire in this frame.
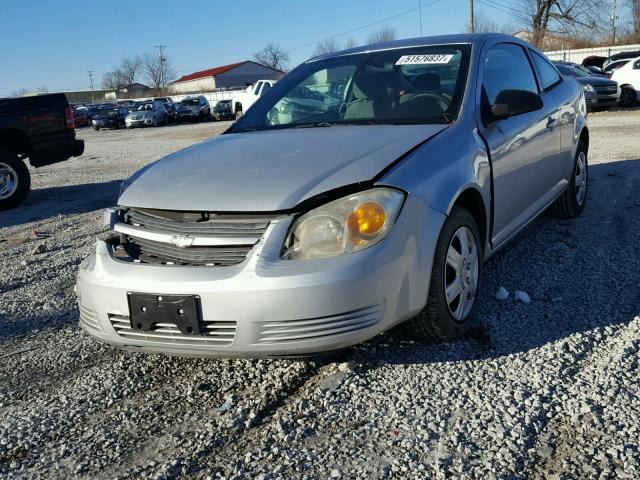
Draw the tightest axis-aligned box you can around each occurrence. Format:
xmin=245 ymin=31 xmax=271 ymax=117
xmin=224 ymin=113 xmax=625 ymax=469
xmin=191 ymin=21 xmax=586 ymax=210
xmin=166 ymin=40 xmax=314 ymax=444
xmin=549 ymin=140 xmax=588 ymax=218
xmin=406 ymin=206 xmax=483 ymax=340
xmin=619 ymin=86 xmax=638 ymax=108
xmin=0 ymin=150 xmax=31 ymax=211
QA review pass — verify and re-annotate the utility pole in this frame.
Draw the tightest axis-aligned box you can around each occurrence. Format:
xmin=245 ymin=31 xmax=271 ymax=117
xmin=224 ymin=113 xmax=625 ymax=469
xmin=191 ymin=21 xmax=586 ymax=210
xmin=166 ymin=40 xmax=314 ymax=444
xmin=154 ymin=45 xmax=167 ymax=89
xmin=87 ymin=70 xmax=95 ymax=103
xmin=470 ymin=0 xmax=475 ymax=34
xmin=611 ymin=0 xmax=618 ymax=44
xmin=418 ymin=0 xmax=423 ymax=37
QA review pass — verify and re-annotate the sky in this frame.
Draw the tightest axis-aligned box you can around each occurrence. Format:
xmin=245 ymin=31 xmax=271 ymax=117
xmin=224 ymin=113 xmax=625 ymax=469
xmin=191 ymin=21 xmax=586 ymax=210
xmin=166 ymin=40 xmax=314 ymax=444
xmin=0 ymin=0 xmax=514 ymax=97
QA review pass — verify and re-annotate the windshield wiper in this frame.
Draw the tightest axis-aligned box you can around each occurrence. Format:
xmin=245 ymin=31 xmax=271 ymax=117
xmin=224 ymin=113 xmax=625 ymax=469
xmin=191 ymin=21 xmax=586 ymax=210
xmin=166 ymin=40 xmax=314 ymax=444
xmin=293 ymin=122 xmax=333 ymax=128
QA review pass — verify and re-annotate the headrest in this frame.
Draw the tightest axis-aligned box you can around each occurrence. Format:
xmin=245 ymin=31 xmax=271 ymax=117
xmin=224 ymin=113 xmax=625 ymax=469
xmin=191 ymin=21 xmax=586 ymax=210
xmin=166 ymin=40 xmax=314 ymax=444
xmin=352 ymin=74 xmax=388 ymax=100
xmin=414 ymin=73 xmax=440 ymax=90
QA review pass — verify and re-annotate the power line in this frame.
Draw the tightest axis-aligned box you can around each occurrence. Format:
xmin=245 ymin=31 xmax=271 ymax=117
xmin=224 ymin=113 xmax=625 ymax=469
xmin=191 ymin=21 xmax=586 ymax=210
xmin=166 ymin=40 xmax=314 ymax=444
xmin=287 ymin=0 xmax=447 ymax=53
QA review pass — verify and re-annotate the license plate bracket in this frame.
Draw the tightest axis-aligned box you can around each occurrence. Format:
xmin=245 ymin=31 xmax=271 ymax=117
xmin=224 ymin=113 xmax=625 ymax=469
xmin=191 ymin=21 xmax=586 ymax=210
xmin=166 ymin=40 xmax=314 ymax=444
xmin=127 ymin=293 xmax=201 ymax=335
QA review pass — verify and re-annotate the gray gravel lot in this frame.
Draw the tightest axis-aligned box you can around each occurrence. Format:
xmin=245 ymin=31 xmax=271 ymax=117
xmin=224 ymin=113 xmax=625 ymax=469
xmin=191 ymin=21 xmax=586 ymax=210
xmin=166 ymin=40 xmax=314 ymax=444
xmin=1 ymin=113 xmax=639 ymax=479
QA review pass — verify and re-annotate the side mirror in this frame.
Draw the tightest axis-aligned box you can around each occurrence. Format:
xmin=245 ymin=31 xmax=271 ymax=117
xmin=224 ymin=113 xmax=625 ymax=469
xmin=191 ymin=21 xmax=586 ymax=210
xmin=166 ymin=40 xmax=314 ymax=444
xmin=491 ymin=89 xmax=543 ymax=120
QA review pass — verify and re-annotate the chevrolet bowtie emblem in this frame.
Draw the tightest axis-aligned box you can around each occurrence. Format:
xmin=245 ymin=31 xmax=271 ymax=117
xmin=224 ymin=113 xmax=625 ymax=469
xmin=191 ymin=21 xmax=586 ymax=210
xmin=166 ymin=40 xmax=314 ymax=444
xmin=170 ymin=235 xmax=195 ymax=248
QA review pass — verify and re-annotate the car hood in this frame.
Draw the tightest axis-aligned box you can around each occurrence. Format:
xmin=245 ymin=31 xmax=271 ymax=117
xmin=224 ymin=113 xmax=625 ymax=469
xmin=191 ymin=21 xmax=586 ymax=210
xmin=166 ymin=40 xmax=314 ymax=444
xmin=574 ymin=76 xmax=618 ymax=87
xmin=118 ymin=124 xmax=448 ymax=211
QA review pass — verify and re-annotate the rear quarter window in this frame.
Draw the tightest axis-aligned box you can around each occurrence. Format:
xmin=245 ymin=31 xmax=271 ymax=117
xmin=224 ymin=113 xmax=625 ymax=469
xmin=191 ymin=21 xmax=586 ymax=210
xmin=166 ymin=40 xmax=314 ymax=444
xmin=531 ymin=51 xmax=562 ymax=90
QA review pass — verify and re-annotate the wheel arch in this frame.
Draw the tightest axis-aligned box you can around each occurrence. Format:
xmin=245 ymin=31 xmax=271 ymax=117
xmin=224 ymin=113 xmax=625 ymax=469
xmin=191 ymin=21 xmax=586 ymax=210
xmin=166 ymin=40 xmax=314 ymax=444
xmin=448 ymin=186 xmax=489 ymax=253
xmin=0 ymin=129 xmax=32 ymax=157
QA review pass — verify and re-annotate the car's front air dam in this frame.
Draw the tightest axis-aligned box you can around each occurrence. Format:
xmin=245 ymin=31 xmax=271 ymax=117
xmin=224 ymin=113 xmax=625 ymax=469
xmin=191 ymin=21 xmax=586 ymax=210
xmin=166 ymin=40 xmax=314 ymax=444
xmin=76 ymin=197 xmax=445 ymax=357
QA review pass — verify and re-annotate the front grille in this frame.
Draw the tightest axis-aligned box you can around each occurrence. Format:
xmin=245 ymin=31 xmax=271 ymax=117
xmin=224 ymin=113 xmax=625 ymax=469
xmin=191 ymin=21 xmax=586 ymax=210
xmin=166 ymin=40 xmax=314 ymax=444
xmin=109 ymin=314 xmax=236 ymax=346
xmin=115 ymin=208 xmax=278 ymax=267
xmin=595 ymin=85 xmax=618 ymax=95
xmin=258 ymin=305 xmax=384 ymax=344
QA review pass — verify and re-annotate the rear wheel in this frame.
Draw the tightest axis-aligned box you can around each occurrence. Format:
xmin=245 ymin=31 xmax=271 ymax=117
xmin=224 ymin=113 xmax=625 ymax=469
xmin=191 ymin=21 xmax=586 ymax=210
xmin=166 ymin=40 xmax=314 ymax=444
xmin=406 ymin=206 xmax=483 ymax=340
xmin=549 ymin=140 xmax=588 ymax=218
xmin=0 ymin=150 xmax=31 ymax=211
xmin=619 ymin=86 xmax=638 ymax=108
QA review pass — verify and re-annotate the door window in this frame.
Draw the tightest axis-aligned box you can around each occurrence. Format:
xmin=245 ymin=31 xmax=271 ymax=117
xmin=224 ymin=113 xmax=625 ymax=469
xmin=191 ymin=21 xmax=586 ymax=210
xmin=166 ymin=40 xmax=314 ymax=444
xmin=483 ymin=44 xmax=538 ymax=105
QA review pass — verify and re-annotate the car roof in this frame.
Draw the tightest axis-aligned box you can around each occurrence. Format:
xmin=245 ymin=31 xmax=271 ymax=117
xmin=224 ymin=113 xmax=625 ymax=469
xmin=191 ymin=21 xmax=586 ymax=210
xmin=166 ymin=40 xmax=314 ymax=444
xmin=307 ymin=33 xmax=517 ymax=62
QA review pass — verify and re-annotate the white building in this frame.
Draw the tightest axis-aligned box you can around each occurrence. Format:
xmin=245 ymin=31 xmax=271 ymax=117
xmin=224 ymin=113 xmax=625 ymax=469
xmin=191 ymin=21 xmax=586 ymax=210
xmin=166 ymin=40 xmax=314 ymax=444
xmin=169 ymin=61 xmax=285 ymax=94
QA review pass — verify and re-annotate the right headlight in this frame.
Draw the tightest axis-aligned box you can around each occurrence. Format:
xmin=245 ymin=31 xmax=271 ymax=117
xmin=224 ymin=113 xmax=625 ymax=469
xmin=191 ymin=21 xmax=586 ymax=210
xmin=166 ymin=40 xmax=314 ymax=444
xmin=583 ymin=84 xmax=596 ymax=93
xmin=282 ymin=187 xmax=405 ymax=260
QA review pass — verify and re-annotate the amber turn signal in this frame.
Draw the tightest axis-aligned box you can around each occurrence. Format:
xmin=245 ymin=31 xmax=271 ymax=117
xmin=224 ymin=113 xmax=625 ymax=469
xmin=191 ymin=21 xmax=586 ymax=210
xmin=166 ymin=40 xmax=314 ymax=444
xmin=347 ymin=202 xmax=386 ymax=238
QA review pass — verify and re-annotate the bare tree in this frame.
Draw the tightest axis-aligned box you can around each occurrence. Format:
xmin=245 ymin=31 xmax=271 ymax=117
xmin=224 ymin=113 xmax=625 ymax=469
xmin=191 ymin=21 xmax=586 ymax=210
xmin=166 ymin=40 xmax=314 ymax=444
xmin=512 ymin=1 xmax=606 ymax=48
xmin=632 ymin=0 xmax=640 ymax=34
xmin=366 ymin=26 xmax=397 ymax=44
xmin=143 ymin=52 xmax=175 ymax=89
xmin=102 ymin=70 xmax=127 ymax=91
xmin=344 ymin=38 xmax=359 ymax=49
xmin=35 ymin=86 xmax=49 ymax=93
xmin=11 ymin=88 xmax=28 ymax=97
xmin=472 ymin=12 xmax=515 ymax=33
xmin=254 ymin=43 xmax=290 ymax=71
xmin=119 ymin=55 xmax=143 ymax=84
xmin=312 ymin=38 xmax=339 ymax=56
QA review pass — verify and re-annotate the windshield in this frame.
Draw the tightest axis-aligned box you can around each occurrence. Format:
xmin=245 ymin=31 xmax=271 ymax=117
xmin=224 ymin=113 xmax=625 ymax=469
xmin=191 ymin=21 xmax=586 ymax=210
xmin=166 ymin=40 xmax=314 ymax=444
xmin=216 ymin=101 xmax=231 ymax=110
xmin=557 ymin=64 xmax=590 ymax=78
xmin=231 ymin=45 xmax=470 ymax=131
xmin=180 ymin=98 xmax=199 ymax=106
xmin=134 ymin=103 xmax=154 ymax=111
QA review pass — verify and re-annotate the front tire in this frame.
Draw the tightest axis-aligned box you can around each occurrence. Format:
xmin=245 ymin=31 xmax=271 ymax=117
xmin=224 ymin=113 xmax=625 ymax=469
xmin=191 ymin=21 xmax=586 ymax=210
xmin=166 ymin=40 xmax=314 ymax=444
xmin=549 ymin=140 xmax=588 ymax=218
xmin=0 ymin=150 xmax=31 ymax=211
xmin=407 ymin=206 xmax=483 ymax=340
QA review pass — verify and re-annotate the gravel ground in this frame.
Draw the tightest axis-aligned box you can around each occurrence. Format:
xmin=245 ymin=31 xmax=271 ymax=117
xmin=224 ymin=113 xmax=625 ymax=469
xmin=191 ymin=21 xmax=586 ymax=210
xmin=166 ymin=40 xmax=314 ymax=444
xmin=1 ymin=113 xmax=639 ymax=479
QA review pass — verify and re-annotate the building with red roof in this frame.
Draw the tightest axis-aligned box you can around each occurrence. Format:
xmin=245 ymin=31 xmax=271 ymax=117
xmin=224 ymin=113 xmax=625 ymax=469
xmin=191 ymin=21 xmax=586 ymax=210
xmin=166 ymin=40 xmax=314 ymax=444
xmin=169 ymin=61 xmax=284 ymax=94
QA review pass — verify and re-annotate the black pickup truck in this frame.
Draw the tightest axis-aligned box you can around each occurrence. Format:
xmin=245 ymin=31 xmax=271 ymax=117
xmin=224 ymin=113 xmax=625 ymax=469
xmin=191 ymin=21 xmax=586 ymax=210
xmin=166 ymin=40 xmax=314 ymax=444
xmin=0 ymin=93 xmax=85 ymax=210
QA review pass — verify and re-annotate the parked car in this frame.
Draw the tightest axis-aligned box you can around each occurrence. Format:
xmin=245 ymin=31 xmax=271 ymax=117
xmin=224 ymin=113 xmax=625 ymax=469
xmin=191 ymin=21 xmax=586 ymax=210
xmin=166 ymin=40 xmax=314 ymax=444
xmin=176 ymin=96 xmax=210 ymax=122
xmin=204 ymin=80 xmax=277 ymax=120
xmin=0 ymin=93 xmax=84 ymax=209
xmin=154 ymin=97 xmax=177 ymax=122
xmin=116 ymin=100 xmax=136 ymax=109
xmin=213 ymin=100 xmax=237 ymax=121
xmin=73 ymin=107 xmax=89 ymax=127
xmin=84 ymin=105 xmax=103 ymax=123
xmin=611 ymin=56 xmax=640 ymax=107
xmin=605 ymin=50 xmax=640 ymax=67
xmin=603 ymin=59 xmax=630 ymax=78
xmin=558 ymin=61 xmax=607 ymax=78
xmin=92 ymin=107 xmax=128 ymax=130
xmin=554 ymin=61 xmax=620 ymax=110
xmin=125 ymin=101 xmax=168 ymax=128
xmin=584 ymin=65 xmax=607 ymax=77
xmin=77 ymin=33 xmax=588 ymax=357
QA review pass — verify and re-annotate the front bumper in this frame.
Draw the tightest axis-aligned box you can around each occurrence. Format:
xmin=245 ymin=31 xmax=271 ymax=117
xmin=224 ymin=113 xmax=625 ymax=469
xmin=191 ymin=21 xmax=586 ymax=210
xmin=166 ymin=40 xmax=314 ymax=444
xmin=126 ymin=118 xmax=153 ymax=127
xmin=76 ymin=198 xmax=444 ymax=357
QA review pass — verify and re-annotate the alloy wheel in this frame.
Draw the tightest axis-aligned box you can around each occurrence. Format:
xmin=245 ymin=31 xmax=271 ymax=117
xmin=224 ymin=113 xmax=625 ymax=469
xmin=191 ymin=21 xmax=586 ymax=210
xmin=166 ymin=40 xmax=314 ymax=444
xmin=0 ymin=161 xmax=19 ymax=200
xmin=575 ymin=151 xmax=588 ymax=206
xmin=444 ymin=226 xmax=479 ymax=321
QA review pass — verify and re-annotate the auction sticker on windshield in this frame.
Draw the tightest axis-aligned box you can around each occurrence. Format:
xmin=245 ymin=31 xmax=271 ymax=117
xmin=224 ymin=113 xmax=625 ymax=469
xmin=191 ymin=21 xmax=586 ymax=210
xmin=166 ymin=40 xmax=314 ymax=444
xmin=395 ymin=54 xmax=454 ymax=65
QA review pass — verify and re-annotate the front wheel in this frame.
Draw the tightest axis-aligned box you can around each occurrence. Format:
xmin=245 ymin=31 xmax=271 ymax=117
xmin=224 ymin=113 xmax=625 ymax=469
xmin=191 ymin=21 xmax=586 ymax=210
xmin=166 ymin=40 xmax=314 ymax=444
xmin=549 ymin=140 xmax=588 ymax=218
xmin=0 ymin=150 xmax=31 ymax=211
xmin=406 ymin=206 xmax=483 ymax=340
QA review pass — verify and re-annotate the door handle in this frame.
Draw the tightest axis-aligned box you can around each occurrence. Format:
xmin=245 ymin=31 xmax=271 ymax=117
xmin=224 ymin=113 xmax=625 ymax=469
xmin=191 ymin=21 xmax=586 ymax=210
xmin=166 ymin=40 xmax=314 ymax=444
xmin=546 ymin=117 xmax=558 ymax=130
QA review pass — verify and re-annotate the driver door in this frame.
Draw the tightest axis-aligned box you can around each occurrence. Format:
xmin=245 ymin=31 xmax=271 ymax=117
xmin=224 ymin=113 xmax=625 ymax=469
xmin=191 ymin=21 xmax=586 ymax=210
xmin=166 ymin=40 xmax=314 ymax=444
xmin=478 ymin=42 xmax=561 ymax=248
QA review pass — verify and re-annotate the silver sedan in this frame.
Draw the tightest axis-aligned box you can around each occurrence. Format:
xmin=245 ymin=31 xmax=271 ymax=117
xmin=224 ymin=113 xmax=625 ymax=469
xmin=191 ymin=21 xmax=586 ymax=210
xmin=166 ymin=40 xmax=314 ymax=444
xmin=76 ymin=34 xmax=588 ymax=357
